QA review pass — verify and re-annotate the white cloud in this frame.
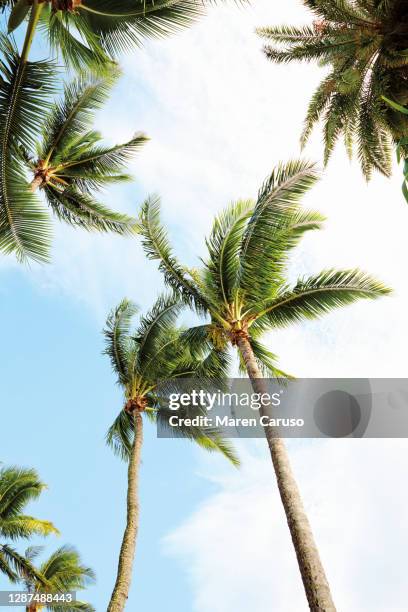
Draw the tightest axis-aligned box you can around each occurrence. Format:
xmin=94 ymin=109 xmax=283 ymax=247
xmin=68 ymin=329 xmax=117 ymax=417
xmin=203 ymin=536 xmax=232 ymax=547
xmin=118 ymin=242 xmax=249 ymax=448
xmin=165 ymin=438 xmax=408 ymax=612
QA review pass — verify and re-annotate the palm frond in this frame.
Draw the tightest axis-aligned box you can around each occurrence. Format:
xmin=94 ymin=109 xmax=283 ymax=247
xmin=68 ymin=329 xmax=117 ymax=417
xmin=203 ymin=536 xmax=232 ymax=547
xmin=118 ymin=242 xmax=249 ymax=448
xmin=139 ymin=196 xmax=209 ymax=314
xmin=40 ymin=6 xmax=111 ymax=73
xmin=134 ymin=293 xmax=181 ymax=366
xmin=238 ymin=160 xmax=322 ymax=302
xmin=39 ymin=545 xmax=95 ymax=590
xmin=254 ymin=269 xmax=391 ymax=328
xmin=43 ymin=185 xmax=138 ymax=234
xmin=38 ymin=68 xmax=119 ymax=163
xmin=238 ymin=337 xmax=293 ymax=380
xmin=0 ymin=545 xmax=48 ymax=585
xmin=76 ymin=0 xmax=210 ymax=56
xmin=155 ymin=405 xmax=239 ymax=466
xmin=0 ymin=466 xmax=46 ymax=520
xmin=205 ymin=199 xmax=253 ymax=306
xmin=56 ymin=133 xmax=148 ymax=179
xmin=103 ymin=299 xmax=139 ymax=386
xmin=0 ymin=34 xmax=55 ymax=262
xmin=0 ymin=516 xmax=58 ymax=539
xmin=258 ymin=0 xmax=404 ymax=179
xmin=106 ymin=410 xmax=134 ymax=461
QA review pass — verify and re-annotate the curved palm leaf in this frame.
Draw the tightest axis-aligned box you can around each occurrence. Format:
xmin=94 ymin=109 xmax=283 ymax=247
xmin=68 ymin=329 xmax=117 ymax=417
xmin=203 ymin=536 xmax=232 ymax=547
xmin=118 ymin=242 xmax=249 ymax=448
xmin=10 ymin=0 xmax=246 ymax=72
xmin=0 ymin=33 xmax=55 ymax=262
xmin=139 ymin=195 xmax=209 ymax=314
xmin=252 ymin=269 xmax=391 ymax=327
xmin=20 ymin=545 xmax=95 ymax=611
xmin=237 ymin=160 xmax=322 ymax=302
xmin=0 ymin=466 xmax=59 ymax=583
xmin=104 ymin=298 xmax=139 ymax=386
xmin=258 ymin=0 xmax=408 ymax=178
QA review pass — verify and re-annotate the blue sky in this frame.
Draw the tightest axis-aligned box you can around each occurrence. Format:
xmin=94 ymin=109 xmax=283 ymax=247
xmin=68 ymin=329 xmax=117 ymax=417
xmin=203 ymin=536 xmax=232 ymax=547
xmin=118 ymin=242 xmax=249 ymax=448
xmin=0 ymin=269 xmax=218 ymax=610
xmin=1 ymin=1 xmax=408 ymax=611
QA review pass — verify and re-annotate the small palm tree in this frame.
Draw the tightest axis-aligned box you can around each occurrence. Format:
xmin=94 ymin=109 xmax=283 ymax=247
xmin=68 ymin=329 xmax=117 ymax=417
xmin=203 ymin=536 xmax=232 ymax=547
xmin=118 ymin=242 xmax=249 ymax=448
xmin=258 ymin=0 xmax=408 ymax=179
xmin=0 ymin=466 xmax=59 ymax=584
xmin=138 ymin=159 xmax=391 ymax=611
xmin=20 ymin=545 xmax=95 ymax=612
xmin=104 ymin=295 xmax=237 ymax=612
xmin=1 ymin=63 xmax=145 ymax=263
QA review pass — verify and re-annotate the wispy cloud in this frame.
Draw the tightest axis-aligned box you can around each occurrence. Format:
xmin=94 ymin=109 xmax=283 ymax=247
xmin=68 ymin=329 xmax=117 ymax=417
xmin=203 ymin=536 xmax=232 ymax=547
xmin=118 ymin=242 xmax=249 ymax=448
xmin=165 ymin=438 xmax=408 ymax=612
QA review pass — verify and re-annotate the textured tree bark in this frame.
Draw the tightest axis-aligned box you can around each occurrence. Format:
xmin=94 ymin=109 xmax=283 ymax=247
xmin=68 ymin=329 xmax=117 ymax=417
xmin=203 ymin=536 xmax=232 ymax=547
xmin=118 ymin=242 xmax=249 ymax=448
xmin=236 ymin=335 xmax=336 ymax=612
xmin=107 ymin=412 xmax=143 ymax=612
xmin=29 ymin=175 xmax=43 ymax=192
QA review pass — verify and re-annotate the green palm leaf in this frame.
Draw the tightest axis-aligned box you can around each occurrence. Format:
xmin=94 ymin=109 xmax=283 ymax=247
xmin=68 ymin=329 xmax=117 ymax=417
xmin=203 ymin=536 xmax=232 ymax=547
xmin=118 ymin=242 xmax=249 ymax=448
xmin=0 ymin=466 xmax=59 ymax=583
xmin=205 ymin=199 xmax=253 ymax=306
xmin=258 ymin=1 xmax=408 ymax=179
xmin=38 ymin=69 xmax=119 ymax=162
xmin=43 ymin=185 xmax=138 ymax=234
xmin=253 ymin=269 xmax=391 ymax=327
xmin=29 ymin=0 xmax=246 ymax=72
xmin=139 ymin=196 xmax=209 ymax=314
xmin=134 ymin=293 xmax=181 ymax=365
xmin=238 ymin=160 xmax=322 ymax=302
xmin=19 ymin=545 xmax=95 ymax=611
xmin=104 ymin=299 xmax=139 ymax=386
xmin=0 ymin=33 xmax=55 ymax=262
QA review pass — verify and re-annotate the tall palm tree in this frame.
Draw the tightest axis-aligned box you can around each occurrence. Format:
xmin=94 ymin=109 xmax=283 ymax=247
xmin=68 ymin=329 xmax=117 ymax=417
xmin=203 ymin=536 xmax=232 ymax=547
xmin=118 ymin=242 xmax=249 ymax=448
xmin=138 ymin=159 xmax=391 ymax=611
xmin=20 ymin=545 xmax=95 ymax=611
xmin=258 ymin=0 xmax=408 ymax=180
xmin=0 ymin=466 xmax=59 ymax=584
xmin=1 ymin=63 xmax=145 ymax=263
xmin=103 ymin=295 xmax=237 ymax=612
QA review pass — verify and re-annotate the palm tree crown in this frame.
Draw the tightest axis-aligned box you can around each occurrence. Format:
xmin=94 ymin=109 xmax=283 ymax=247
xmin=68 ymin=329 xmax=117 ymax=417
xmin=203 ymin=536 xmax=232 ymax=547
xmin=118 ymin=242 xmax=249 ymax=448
xmin=6 ymin=0 xmax=240 ymax=72
xmin=1 ymin=63 xmax=144 ymax=263
xmin=21 ymin=545 xmax=95 ymax=611
xmin=0 ymin=466 xmax=59 ymax=584
xmin=258 ymin=0 xmax=408 ymax=179
xmin=104 ymin=295 xmax=237 ymax=463
xmin=139 ymin=159 xmax=391 ymax=370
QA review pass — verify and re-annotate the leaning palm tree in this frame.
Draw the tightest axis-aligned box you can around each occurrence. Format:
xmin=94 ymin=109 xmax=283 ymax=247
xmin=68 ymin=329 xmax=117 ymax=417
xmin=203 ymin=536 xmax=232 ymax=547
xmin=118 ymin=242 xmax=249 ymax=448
xmin=258 ymin=0 xmax=408 ymax=180
xmin=138 ymin=159 xmax=391 ymax=611
xmin=1 ymin=63 xmax=145 ymax=263
xmin=20 ymin=545 xmax=95 ymax=611
xmin=104 ymin=295 xmax=237 ymax=612
xmin=0 ymin=466 xmax=59 ymax=584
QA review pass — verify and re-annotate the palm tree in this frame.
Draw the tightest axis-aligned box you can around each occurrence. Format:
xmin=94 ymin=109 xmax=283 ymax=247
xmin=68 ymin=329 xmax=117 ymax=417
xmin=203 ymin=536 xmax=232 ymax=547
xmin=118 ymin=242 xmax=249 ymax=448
xmin=258 ymin=0 xmax=408 ymax=180
xmin=1 ymin=63 xmax=145 ymax=263
xmin=6 ymin=1 xmax=242 ymax=72
xmin=138 ymin=159 xmax=391 ymax=611
xmin=1 ymin=1 xmax=240 ymax=264
xmin=20 ymin=545 xmax=95 ymax=611
xmin=103 ymin=295 xmax=237 ymax=612
xmin=0 ymin=466 xmax=59 ymax=584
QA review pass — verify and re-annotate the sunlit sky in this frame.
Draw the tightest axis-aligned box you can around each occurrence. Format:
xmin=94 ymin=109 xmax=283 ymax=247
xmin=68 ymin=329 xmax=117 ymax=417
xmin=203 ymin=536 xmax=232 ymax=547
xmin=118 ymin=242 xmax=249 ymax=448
xmin=1 ymin=1 xmax=408 ymax=610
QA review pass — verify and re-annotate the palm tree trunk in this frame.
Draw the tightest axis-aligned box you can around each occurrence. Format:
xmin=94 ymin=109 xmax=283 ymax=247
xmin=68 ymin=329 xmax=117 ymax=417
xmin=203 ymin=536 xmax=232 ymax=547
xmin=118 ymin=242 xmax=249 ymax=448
xmin=107 ymin=412 xmax=143 ymax=612
xmin=236 ymin=335 xmax=336 ymax=612
xmin=30 ymin=176 xmax=43 ymax=192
